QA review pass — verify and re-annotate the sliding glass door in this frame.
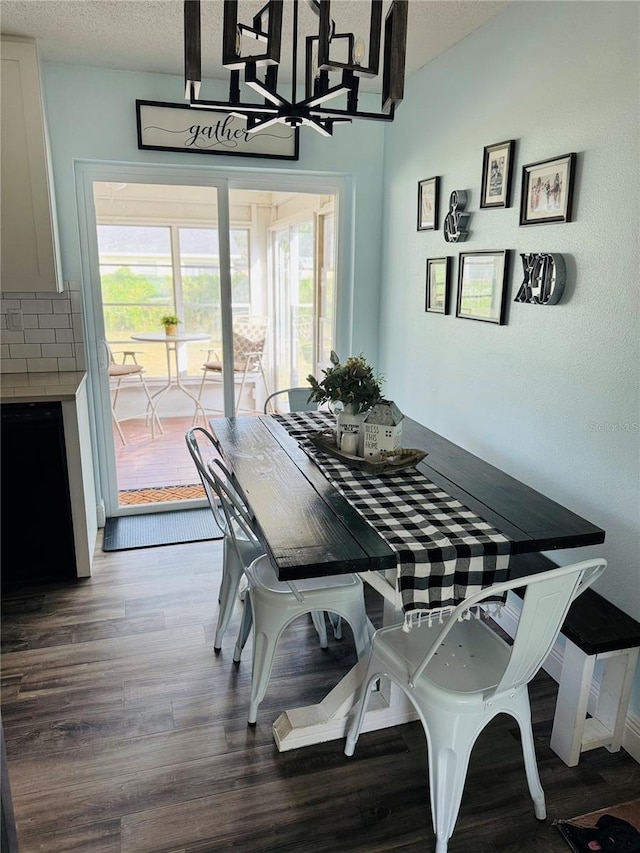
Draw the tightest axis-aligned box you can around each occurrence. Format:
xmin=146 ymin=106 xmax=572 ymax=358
xmin=77 ymin=169 xmax=340 ymax=518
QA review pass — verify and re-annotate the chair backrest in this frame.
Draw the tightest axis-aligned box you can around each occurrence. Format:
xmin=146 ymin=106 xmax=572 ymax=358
xmin=206 ymin=457 xmax=307 ymax=602
xmin=184 ymin=427 xmax=226 ymax=534
xmin=205 ymin=458 xmax=262 ymax=551
xmin=232 ymin=316 xmax=269 ymax=361
xmin=263 ymin=387 xmax=318 ymax=414
xmin=407 ymin=558 xmax=607 ymax=697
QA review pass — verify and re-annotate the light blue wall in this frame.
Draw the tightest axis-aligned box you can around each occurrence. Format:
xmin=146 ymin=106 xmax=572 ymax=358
xmin=41 ymin=65 xmax=386 ymax=361
xmin=380 ymin=2 xmax=639 ymax=713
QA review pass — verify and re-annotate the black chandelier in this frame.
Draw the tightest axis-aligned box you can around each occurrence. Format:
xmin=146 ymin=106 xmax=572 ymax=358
xmin=184 ymin=0 xmax=408 ymax=136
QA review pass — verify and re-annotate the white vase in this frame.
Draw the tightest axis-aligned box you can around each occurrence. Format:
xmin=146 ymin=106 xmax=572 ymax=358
xmin=336 ymin=404 xmax=366 ymax=456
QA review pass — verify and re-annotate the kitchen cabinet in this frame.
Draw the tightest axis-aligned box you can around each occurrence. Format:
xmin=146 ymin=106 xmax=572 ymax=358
xmin=0 ymin=372 xmax=98 ymax=587
xmin=1 ymin=36 xmax=62 ymax=293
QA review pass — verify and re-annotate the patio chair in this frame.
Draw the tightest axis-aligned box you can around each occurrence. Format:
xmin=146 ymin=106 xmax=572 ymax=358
xmin=196 ymin=315 xmax=270 ymax=415
xmin=206 ymin=455 xmax=371 ymax=723
xmin=344 ymin=558 xmax=607 ymax=853
xmin=108 ymin=346 xmax=163 ymax=446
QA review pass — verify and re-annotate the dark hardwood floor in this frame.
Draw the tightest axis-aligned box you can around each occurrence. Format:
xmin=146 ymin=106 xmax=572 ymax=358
xmin=1 ymin=536 xmax=638 ymax=853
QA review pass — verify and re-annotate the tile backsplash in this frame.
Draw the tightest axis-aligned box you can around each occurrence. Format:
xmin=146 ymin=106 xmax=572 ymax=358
xmin=0 ymin=281 xmax=86 ymax=373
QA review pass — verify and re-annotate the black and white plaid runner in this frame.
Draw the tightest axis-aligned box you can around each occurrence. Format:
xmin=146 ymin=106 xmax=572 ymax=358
xmin=275 ymin=412 xmax=512 ymax=614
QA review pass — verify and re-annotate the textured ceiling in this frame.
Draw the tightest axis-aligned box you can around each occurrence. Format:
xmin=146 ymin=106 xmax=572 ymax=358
xmin=0 ymin=1 xmax=509 ymax=93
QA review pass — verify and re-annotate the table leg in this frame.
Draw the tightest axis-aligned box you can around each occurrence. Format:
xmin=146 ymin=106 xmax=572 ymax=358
xmin=171 ymin=343 xmax=208 ymax=422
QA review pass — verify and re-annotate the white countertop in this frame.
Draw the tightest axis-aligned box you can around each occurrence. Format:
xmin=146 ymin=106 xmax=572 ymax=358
xmin=0 ymin=371 xmax=87 ymax=403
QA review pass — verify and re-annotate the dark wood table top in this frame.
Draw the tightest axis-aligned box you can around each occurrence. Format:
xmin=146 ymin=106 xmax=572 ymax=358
xmin=211 ymin=415 xmax=605 ymax=582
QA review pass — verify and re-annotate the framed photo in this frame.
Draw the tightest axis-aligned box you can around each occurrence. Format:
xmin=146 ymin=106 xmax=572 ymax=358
xmin=480 ymin=139 xmax=515 ymax=209
xmin=425 ymin=257 xmax=451 ymax=313
xmin=519 ymin=152 xmax=576 ymax=225
xmin=456 ymin=250 xmax=510 ymax=325
xmin=417 ymin=177 xmax=440 ymax=231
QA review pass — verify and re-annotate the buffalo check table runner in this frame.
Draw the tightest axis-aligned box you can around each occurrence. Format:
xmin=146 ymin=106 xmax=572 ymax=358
xmin=275 ymin=412 xmax=512 ymax=616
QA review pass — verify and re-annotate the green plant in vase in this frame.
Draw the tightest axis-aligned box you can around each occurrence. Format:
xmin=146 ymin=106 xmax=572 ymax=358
xmin=160 ymin=314 xmax=180 ymax=336
xmin=307 ymin=352 xmax=384 ymax=455
xmin=307 ymin=351 xmax=384 ymax=413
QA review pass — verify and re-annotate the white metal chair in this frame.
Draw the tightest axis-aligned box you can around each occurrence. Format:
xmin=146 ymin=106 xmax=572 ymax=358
xmin=186 ymin=426 xmax=339 ymax=655
xmin=108 ymin=346 xmax=163 ymax=446
xmin=207 ymin=457 xmax=372 ymax=724
xmin=263 ymin=387 xmax=318 ymax=414
xmin=185 ymin=426 xmax=261 ymax=652
xmin=197 ymin=315 xmax=270 ymax=415
xmin=344 ymin=558 xmax=607 ymax=853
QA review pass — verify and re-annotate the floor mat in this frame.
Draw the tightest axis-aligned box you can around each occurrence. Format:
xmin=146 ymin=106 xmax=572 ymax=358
xmin=554 ymin=798 xmax=640 ymax=852
xmin=118 ymin=484 xmax=206 ymax=505
xmin=103 ymin=508 xmax=223 ymax=551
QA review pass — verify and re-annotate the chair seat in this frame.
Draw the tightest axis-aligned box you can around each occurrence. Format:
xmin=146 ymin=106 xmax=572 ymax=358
xmin=249 ymin=557 xmax=363 ymax=595
xmin=108 ymin=364 xmax=144 ymax=377
xmin=376 ymin=617 xmax=511 ymax=698
xmin=202 ymin=359 xmax=260 ymax=373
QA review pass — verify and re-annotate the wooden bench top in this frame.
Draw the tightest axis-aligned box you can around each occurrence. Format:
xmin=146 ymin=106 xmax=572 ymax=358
xmin=510 ymin=553 xmax=640 ymax=656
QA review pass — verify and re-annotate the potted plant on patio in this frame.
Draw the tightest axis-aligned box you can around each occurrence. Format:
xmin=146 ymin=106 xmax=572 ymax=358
xmin=160 ymin=314 xmax=180 ymax=336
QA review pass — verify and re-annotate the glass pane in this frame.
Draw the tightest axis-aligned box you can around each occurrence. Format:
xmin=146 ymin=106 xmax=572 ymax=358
xmin=97 ymin=224 xmax=171 ymax=255
xmin=97 ymin=226 xmax=174 ymax=344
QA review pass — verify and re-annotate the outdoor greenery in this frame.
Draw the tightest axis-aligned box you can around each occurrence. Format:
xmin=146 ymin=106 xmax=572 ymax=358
xmin=307 ymin=351 xmax=384 ymax=414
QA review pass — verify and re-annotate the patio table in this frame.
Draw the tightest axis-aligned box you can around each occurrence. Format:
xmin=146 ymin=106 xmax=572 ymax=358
xmin=211 ymin=412 xmax=605 ymax=751
xmin=131 ymin=331 xmax=210 ymax=417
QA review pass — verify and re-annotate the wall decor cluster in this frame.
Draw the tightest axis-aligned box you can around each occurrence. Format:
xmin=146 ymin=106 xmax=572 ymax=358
xmin=456 ymin=250 xmax=510 ymax=324
xmin=444 ymin=190 xmax=471 ymax=242
xmin=480 ymin=139 xmax=515 ymax=209
xmin=514 ymin=253 xmax=566 ymax=304
xmin=425 ymin=257 xmax=451 ymax=313
xmin=417 ymin=144 xmax=578 ymax=323
xmin=417 ymin=177 xmax=439 ymax=231
xmin=520 ymin=153 xmax=576 ymax=225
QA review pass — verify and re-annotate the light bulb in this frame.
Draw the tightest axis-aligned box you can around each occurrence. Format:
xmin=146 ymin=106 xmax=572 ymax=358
xmin=353 ymin=37 xmax=365 ymax=66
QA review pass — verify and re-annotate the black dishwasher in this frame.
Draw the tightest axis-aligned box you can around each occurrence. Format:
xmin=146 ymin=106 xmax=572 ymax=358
xmin=1 ymin=401 xmax=77 ymax=589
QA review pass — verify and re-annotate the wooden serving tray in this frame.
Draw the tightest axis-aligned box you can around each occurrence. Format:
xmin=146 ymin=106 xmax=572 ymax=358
xmin=306 ymin=429 xmax=428 ymax=474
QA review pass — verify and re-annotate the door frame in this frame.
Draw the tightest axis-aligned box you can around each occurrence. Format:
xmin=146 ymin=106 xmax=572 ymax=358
xmin=75 ymin=161 xmax=352 ymax=519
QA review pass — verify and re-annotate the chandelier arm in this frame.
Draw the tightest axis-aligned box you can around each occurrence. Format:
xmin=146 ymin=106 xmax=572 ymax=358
xmin=301 ymin=84 xmax=352 ymax=109
xmin=188 ymin=100 xmax=279 ymax=116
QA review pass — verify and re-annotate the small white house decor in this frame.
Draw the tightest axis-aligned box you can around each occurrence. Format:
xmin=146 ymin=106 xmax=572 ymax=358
xmin=363 ymin=401 xmax=404 ymax=460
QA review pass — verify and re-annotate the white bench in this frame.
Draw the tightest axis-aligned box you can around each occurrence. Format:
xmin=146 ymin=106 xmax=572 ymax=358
xmin=511 ymin=554 xmax=640 ymax=767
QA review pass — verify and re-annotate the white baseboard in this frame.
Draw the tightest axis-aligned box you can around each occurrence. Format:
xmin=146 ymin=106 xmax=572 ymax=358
xmin=497 ymin=593 xmax=639 ymax=764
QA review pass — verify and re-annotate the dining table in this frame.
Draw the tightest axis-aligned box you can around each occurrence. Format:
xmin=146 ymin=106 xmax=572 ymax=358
xmin=211 ymin=411 xmax=605 ymax=751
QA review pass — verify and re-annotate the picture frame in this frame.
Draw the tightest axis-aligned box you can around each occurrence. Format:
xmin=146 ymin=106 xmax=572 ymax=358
xmin=417 ymin=176 xmax=440 ymax=231
xmin=456 ymin=250 xmax=510 ymax=325
xmin=425 ymin=257 xmax=451 ymax=314
xmin=480 ymin=139 xmax=515 ymax=209
xmin=519 ymin=152 xmax=576 ymax=225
